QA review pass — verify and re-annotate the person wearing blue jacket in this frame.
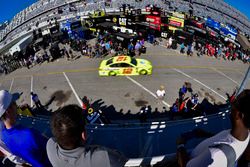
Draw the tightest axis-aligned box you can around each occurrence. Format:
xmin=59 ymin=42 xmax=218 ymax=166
xmin=0 ymin=90 xmax=51 ymax=167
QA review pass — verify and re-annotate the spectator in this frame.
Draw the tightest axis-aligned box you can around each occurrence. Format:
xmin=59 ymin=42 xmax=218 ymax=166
xmin=47 ymin=104 xmax=127 ymax=167
xmin=135 ymin=40 xmax=142 ymax=56
xmin=217 ymin=47 xmax=222 ymax=59
xmin=86 ymin=107 xmax=105 ymax=124
xmin=179 ymin=82 xmax=188 ymax=98
xmin=156 ymin=85 xmax=166 ymax=104
xmin=33 ymin=54 xmax=38 ymax=65
xmin=168 ymin=36 xmax=173 ymax=48
xmin=170 ymin=99 xmax=180 ymax=120
xmin=140 ymin=38 xmax=145 ymax=46
xmin=31 ymin=92 xmax=43 ymax=109
xmin=187 ymin=43 xmax=194 ymax=56
xmin=179 ymin=96 xmax=190 ymax=117
xmin=186 ymin=93 xmax=199 ymax=115
xmin=24 ymin=59 xmax=30 ymax=69
xmin=0 ymin=90 xmax=51 ymax=167
xmin=64 ymin=43 xmax=73 ymax=60
xmin=139 ymin=106 xmax=149 ymax=123
xmin=226 ymin=88 xmax=237 ymax=104
xmin=128 ymin=42 xmax=134 ymax=56
xmin=43 ymin=51 xmax=50 ymax=63
xmin=180 ymin=42 xmax=185 ymax=54
xmin=177 ymin=89 xmax=250 ymax=167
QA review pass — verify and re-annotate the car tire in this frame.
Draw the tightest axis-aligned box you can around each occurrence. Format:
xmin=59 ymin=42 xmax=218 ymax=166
xmin=109 ymin=71 xmax=117 ymax=76
xmin=139 ymin=70 xmax=147 ymax=75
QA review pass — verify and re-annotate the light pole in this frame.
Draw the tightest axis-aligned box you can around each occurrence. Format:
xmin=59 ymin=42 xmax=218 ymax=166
xmin=237 ymin=66 xmax=250 ymax=95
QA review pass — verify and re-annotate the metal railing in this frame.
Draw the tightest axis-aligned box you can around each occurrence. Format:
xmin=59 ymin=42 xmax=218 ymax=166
xmin=17 ymin=107 xmax=231 ymax=166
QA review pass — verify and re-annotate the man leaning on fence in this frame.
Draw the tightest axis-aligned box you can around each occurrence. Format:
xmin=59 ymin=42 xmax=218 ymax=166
xmin=47 ymin=104 xmax=127 ymax=167
xmin=177 ymin=89 xmax=250 ymax=167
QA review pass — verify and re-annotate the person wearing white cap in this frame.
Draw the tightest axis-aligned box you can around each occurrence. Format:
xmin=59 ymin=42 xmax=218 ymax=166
xmin=0 ymin=90 xmax=51 ymax=167
xmin=0 ymin=90 xmax=20 ymax=127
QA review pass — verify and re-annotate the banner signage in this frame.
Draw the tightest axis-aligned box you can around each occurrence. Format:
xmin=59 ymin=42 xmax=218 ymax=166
xmin=146 ymin=15 xmax=161 ymax=31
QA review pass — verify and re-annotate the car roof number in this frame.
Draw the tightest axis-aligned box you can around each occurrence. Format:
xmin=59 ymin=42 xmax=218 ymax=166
xmin=117 ymin=56 xmax=127 ymax=62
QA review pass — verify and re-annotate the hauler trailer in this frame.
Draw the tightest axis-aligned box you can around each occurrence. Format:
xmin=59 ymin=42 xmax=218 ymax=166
xmin=9 ymin=35 xmax=33 ymax=55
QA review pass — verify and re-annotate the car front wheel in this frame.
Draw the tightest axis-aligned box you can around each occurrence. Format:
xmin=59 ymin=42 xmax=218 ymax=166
xmin=139 ymin=70 xmax=147 ymax=75
xmin=109 ymin=71 xmax=117 ymax=76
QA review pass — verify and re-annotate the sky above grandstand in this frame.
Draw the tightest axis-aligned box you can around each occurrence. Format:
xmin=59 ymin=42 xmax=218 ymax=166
xmin=0 ymin=0 xmax=250 ymax=24
xmin=224 ymin=0 xmax=250 ymax=20
xmin=0 ymin=0 xmax=37 ymax=24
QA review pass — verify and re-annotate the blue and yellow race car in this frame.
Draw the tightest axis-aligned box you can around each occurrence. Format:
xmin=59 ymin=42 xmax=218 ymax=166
xmin=99 ymin=56 xmax=152 ymax=76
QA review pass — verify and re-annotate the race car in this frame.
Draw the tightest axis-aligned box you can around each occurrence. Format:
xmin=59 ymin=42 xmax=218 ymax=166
xmin=99 ymin=55 xmax=152 ymax=76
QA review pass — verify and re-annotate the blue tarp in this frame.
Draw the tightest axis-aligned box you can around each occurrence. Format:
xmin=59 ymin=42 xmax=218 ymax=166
xmin=17 ymin=109 xmax=231 ymax=158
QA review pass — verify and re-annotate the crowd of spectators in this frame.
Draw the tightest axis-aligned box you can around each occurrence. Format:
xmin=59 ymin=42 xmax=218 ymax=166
xmin=168 ymin=81 xmax=209 ymax=120
xmin=1 ymin=29 xmax=249 ymax=76
xmin=159 ymin=32 xmax=250 ymax=64
xmin=0 ymin=28 xmax=148 ymax=74
xmin=177 ymin=39 xmax=250 ymax=63
xmin=66 ymin=29 xmax=147 ymax=58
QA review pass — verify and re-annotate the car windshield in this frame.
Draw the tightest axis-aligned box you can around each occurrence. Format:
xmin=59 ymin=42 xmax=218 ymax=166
xmin=106 ymin=58 xmax=113 ymax=65
xmin=131 ymin=58 xmax=137 ymax=66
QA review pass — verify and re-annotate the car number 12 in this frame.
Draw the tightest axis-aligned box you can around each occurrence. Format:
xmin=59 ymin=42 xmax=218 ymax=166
xmin=123 ymin=68 xmax=132 ymax=74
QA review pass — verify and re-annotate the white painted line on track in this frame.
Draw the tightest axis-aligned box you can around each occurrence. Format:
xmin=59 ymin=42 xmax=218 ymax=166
xmin=211 ymin=67 xmax=240 ymax=86
xmin=173 ymin=68 xmax=227 ymax=100
xmin=63 ymin=72 xmax=82 ymax=106
xmin=126 ymin=76 xmax=171 ymax=108
xmin=31 ymin=76 xmax=33 ymax=107
xmin=9 ymin=78 xmax=14 ymax=92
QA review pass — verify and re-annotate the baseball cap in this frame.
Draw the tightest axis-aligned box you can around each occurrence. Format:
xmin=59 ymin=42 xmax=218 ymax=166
xmin=0 ymin=90 xmax=20 ymax=118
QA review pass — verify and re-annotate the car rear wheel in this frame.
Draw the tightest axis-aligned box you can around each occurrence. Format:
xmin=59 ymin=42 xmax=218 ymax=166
xmin=139 ymin=70 xmax=147 ymax=75
xmin=109 ymin=71 xmax=117 ymax=76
